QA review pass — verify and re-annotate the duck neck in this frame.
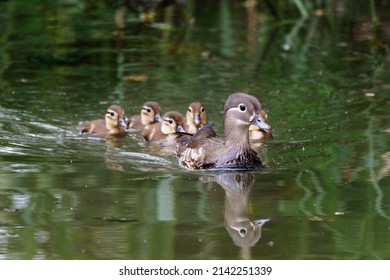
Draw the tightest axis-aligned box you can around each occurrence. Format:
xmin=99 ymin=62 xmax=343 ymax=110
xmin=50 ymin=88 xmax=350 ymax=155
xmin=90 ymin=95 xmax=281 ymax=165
xmin=108 ymin=125 xmax=123 ymax=135
xmin=224 ymin=116 xmax=250 ymax=148
xmin=141 ymin=114 xmax=150 ymax=126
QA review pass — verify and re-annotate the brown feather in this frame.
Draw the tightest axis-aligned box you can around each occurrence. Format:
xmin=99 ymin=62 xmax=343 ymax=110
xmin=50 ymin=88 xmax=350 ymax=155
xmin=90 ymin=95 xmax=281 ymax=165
xmin=176 ymin=93 xmax=270 ymax=170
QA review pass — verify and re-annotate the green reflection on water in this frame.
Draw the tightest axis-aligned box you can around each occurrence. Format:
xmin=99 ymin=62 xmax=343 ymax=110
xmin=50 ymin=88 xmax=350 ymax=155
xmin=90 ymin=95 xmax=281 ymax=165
xmin=1 ymin=0 xmax=390 ymax=260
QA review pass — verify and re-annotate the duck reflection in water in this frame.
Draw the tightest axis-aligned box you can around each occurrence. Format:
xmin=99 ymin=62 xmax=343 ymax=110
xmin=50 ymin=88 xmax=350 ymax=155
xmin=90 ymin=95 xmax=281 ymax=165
xmin=202 ymin=172 xmax=270 ymax=248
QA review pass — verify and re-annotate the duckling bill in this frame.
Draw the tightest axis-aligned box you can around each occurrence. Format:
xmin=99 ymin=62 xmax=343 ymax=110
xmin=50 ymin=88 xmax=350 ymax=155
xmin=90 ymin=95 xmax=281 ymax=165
xmin=176 ymin=93 xmax=271 ymax=170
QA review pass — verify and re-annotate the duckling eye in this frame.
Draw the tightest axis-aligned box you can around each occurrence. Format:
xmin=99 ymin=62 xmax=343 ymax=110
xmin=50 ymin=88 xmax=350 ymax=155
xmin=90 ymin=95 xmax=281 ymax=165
xmin=188 ymin=107 xmax=192 ymax=113
xmin=107 ymin=111 xmax=115 ymax=117
xmin=146 ymin=108 xmax=151 ymax=113
xmin=238 ymin=104 xmax=247 ymax=112
xmin=201 ymin=107 xmax=205 ymax=112
xmin=239 ymin=228 xmax=247 ymax=235
xmin=168 ymin=119 xmax=173 ymax=124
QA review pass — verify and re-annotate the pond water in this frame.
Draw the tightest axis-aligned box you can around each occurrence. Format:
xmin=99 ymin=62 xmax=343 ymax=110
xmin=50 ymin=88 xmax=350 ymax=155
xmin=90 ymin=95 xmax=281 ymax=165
xmin=0 ymin=0 xmax=390 ymax=260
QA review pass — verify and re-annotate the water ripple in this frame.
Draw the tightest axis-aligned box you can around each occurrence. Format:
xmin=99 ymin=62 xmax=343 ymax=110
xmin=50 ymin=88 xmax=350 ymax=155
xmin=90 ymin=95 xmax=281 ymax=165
xmin=120 ymin=151 xmax=174 ymax=166
xmin=0 ymin=146 xmax=28 ymax=156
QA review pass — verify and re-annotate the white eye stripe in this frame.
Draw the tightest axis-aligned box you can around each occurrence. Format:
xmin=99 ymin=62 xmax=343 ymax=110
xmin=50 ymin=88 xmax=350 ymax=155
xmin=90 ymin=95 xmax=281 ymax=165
xmin=106 ymin=111 xmax=116 ymax=117
xmin=230 ymin=103 xmax=248 ymax=112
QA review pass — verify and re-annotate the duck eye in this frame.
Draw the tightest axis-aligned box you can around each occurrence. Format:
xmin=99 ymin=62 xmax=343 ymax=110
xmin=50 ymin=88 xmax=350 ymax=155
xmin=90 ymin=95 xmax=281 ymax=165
xmin=107 ymin=111 xmax=115 ymax=117
xmin=238 ymin=104 xmax=247 ymax=112
xmin=146 ymin=108 xmax=151 ymax=113
xmin=168 ymin=119 xmax=173 ymax=124
xmin=239 ymin=228 xmax=247 ymax=235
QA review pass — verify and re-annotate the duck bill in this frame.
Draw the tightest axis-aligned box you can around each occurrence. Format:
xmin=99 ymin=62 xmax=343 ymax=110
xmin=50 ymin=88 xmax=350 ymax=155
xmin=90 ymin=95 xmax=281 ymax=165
xmin=253 ymin=218 xmax=271 ymax=226
xmin=176 ymin=125 xmax=185 ymax=133
xmin=154 ymin=114 xmax=163 ymax=123
xmin=194 ymin=115 xmax=201 ymax=125
xmin=118 ymin=117 xmax=128 ymax=128
xmin=251 ymin=114 xmax=271 ymax=132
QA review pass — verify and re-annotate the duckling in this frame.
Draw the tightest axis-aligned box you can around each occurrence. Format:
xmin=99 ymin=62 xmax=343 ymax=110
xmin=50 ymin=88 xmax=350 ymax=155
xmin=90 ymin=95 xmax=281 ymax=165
xmin=142 ymin=111 xmax=185 ymax=144
xmin=183 ymin=102 xmax=208 ymax=134
xmin=79 ymin=104 xmax=127 ymax=137
xmin=176 ymin=93 xmax=272 ymax=170
xmin=249 ymin=109 xmax=273 ymax=140
xmin=127 ymin=101 xmax=162 ymax=130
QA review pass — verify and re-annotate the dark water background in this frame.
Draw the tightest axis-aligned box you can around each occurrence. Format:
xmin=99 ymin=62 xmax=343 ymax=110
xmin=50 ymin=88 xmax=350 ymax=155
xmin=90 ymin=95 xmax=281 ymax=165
xmin=0 ymin=0 xmax=390 ymax=259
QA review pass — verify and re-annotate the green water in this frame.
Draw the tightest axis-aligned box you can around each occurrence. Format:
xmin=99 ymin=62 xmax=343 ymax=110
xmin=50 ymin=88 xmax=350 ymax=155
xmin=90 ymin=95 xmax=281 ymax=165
xmin=1 ymin=0 xmax=390 ymax=260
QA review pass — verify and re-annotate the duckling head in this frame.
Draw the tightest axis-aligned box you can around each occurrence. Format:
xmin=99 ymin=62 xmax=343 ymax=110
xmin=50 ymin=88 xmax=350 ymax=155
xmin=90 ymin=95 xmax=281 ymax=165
xmin=161 ymin=111 xmax=185 ymax=135
xmin=141 ymin=101 xmax=162 ymax=126
xmin=186 ymin=102 xmax=207 ymax=126
xmin=105 ymin=104 xmax=127 ymax=130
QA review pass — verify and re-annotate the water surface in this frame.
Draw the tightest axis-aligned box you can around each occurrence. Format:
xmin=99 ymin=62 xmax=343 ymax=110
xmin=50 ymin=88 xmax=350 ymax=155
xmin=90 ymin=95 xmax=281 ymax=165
xmin=1 ymin=0 xmax=390 ymax=260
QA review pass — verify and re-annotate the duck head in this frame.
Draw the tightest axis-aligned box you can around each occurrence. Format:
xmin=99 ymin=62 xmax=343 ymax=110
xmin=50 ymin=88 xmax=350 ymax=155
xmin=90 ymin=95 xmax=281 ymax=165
xmin=223 ymin=93 xmax=271 ymax=145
